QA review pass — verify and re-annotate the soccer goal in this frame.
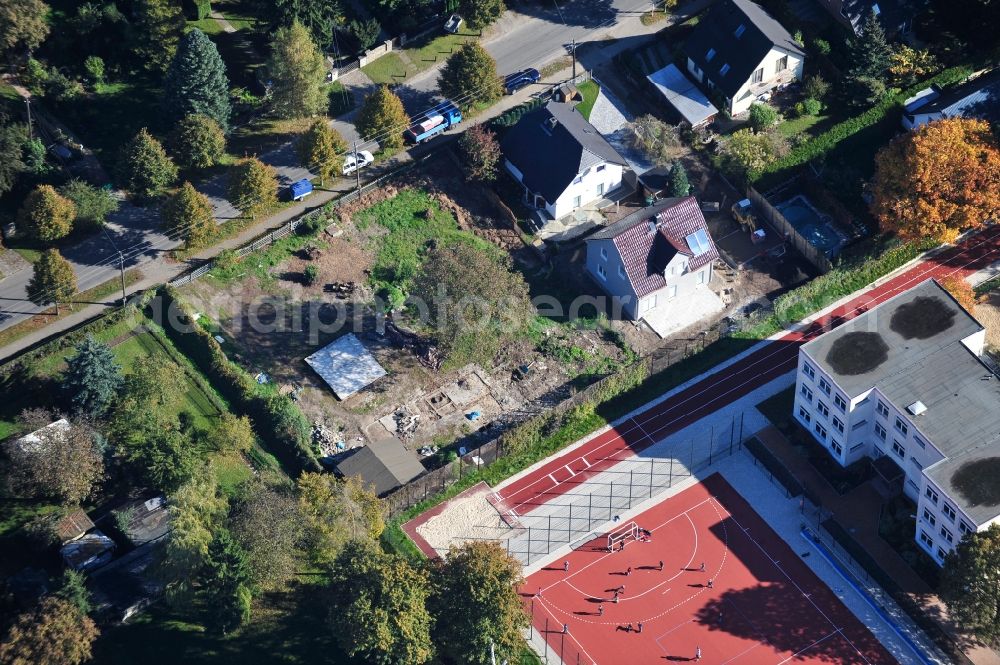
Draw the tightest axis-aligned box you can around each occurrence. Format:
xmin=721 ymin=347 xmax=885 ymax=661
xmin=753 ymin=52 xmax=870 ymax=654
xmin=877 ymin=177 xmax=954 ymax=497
xmin=606 ymin=521 xmax=640 ymax=551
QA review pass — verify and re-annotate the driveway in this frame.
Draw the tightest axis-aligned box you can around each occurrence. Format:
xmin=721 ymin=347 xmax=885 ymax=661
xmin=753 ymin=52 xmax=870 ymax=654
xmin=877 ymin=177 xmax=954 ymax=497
xmin=588 ymin=87 xmax=656 ymax=175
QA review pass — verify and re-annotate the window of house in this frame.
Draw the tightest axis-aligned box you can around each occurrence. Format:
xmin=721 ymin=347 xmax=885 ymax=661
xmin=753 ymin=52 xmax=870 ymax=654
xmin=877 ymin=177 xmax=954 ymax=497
xmin=877 ymin=400 xmax=889 ymax=418
xmin=942 ymin=504 xmax=956 ymax=522
xmin=922 ymin=509 xmax=936 ymax=527
xmin=596 ymin=183 xmax=605 ymax=196
xmin=705 ymin=48 xmax=716 ymax=62
xmin=803 ymin=363 xmax=815 ymax=379
xmin=875 ymin=422 xmax=887 ymax=441
xmin=798 ymin=406 xmax=811 ymax=423
xmin=600 ymin=247 xmax=608 ymax=260
xmin=914 ymin=436 xmax=925 ymax=449
xmin=775 ymin=55 xmax=788 ymax=72
xmin=937 ymin=547 xmax=947 ymax=561
xmin=925 ymin=487 xmax=939 ymax=505
xmin=834 ymin=394 xmax=847 ymax=412
xmin=831 ymin=439 xmax=843 ymax=455
xmin=573 ymin=175 xmax=583 ymax=184
xmin=697 ymin=270 xmax=706 ymax=284
xmin=573 ymin=195 xmax=582 ymax=208
xmin=894 ymin=417 xmax=908 ymax=436
xmin=734 ymin=24 xmax=746 ymax=37
xmin=818 ymin=378 xmax=831 ymax=395
xmin=960 ymin=520 xmax=974 ymax=535
xmin=919 ymin=531 xmax=933 ymax=548
xmin=850 ymin=442 xmax=865 ymax=453
xmin=940 ymin=527 xmax=954 ymax=544
xmin=719 ymin=63 xmax=730 ymax=76
xmin=832 ymin=417 xmax=844 ymax=434
xmin=910 ymin=456 xmax=922 ymax=469
xmin=597 ymin=264 xmax=607 ymax=281
xmin=814 ymin=422 xmax=827 ymax=440
xmin=751 ymin=67 xmax=764 ymax=83
xmin=817 ymin=401 xmax=829 ymax=418
xmin=874 ymin=446 xmax=885 ymax=458
xmin=893 ymin=440 xmax=909 ymax=459
xmin=596 ymin=164 xmax=606 ymax=172
xmin=852 ymin=420 xmax=868 ymax=431
xmin=668 ymin=284 xmax=678 ymax=298
xmin=617 ymin=265 xmax=625 ymax=278
xmin=800 ymin=384 xmax=813 ymax=402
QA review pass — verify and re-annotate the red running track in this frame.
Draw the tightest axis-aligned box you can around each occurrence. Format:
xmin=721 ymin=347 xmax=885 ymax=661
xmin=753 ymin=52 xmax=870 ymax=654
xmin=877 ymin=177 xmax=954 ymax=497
xmin=523 ymin=474 xmax=898 ymax=665
xmin=496 ymin=225 xmax=1000 ymax=515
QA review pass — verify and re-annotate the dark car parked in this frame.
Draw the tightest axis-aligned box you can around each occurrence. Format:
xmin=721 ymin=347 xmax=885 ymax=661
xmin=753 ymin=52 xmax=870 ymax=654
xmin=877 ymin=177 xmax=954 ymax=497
xmin=503 ymin=68 xmax=541 ymax=95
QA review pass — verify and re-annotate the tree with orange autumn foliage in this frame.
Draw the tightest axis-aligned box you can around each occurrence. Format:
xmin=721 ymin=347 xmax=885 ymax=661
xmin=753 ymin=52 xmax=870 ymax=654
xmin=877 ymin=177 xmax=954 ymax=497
xmin=871 ymin=118 xmax=1000 ymax=243
xmin=940 ymin=276 xmax=977 ymax=312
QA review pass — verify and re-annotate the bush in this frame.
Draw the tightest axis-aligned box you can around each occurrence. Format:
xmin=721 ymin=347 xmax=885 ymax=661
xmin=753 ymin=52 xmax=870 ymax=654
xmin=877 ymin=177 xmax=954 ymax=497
xmin=803 ymin=75 xmax=829 ymax=101
xmin=748 ymin=102 xmax=779 ymax=132
xmin=84 ymin=56 xmax=105 ymax=84
xmin=303 ymin=264 xmax=319 ymax=285
xmin=152 ymin=287 xmax=321 ymax=474
xmin=812 ymin=38 xmax=831 ymax=55
xmin=802 ymin=98 xmax=822 ymax=115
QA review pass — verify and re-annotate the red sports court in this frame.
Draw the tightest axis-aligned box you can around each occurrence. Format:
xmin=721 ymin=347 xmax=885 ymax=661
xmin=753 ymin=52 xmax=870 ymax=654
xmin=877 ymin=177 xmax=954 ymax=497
xmin=523 ymin=474 xmax=897 ymax=664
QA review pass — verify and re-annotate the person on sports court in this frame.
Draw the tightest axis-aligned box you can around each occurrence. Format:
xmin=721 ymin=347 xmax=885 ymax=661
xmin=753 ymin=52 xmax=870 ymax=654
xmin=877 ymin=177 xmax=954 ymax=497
xmin=637 ymin=622 xmax=643 ymax=633
xmin=626 ymin=567 xmax=632 ymax=576
xmin=598 ymin=605 xmax=604 ymax=616
xmin=563 ymin=560 xmax=569 ymax=572
xmin=699 ymin=562 xmax=705 ymax=572
xmin=707 ymin=578 xmax=714 ymax=589
xmin=658 ymin=560 xmax=664 ymax=571
xmin=696 ymin=646 xmax=702 ymax=660
xmin=617 ymin=584 xmax=625 ymax=593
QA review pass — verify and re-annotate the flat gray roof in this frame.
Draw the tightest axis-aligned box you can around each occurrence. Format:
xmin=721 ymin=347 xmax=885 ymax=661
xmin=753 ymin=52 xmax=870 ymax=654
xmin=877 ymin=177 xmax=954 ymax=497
xmin=305 ymin=333 xmax=387 ymax=400
xmin=646 ymin=64 xmax=718 ymax=127
xmin=927 ymin=438 xmax=1000 ymax=526
xmin=335 ymin=437 xmax=425 ymax=496
xmin=802 ymin=279 xmax=983 ymax=398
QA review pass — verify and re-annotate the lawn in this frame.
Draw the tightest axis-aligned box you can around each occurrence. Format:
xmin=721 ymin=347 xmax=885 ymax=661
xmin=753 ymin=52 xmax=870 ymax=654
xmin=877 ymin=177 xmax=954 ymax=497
xmin=777 ymin=112 xmax=833 ymax=139
xmin=361 ymin=33 xmax=476 ymax=85
xmin=0 ymin=83 xmax=20 ymax=102
xmin=575 ymin=80 xmax=599 ymax=120
xmin=361 ymin=52 xmax=414 ymax=85
xmin=187 ymin=16 xmax=226 ymax=35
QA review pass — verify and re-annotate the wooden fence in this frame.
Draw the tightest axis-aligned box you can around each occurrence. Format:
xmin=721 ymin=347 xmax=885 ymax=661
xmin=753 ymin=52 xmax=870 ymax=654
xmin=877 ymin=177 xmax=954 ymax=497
xmin=747 ymin=185 xmax=833 ymax=274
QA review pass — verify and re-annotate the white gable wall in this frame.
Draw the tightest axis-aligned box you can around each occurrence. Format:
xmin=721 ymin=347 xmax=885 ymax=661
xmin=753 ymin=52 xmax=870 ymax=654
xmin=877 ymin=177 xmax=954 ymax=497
xmin=550 ymin=162 xmax=623 ymax=219
xmin=586 ymin=238 xmax=639 ymax=319
xmin=730 ymin=47 xmax=804 ymax=115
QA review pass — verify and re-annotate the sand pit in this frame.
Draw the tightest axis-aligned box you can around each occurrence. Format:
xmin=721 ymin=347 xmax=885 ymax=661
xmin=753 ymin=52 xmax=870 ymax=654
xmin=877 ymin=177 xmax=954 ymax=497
xmin=415 ymin=484 xmax=513 ymax=556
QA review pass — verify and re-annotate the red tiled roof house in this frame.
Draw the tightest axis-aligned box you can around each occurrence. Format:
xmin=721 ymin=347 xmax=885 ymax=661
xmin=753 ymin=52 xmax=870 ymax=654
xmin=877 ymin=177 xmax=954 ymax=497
xmin=585 ymin=197 xmax=719 ymax=322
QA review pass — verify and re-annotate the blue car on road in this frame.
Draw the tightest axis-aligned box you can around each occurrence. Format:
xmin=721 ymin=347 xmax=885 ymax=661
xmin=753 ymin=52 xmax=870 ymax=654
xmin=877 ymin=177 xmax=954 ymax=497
xmin=503 ymin=68 xmax=540 ymax=95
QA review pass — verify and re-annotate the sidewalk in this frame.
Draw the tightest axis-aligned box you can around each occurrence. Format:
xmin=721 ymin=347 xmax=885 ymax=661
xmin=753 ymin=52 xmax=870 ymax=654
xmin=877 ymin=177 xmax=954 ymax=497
xmin=0 ymin=63 xmax=579 ymax=363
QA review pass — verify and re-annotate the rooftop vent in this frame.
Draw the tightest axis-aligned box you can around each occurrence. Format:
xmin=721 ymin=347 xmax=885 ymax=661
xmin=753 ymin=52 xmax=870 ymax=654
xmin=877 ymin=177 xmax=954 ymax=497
xmin=648 ymin=220 xmax=658 ymax=234
xmin=907 ymin=401 xmax=927 ymax=416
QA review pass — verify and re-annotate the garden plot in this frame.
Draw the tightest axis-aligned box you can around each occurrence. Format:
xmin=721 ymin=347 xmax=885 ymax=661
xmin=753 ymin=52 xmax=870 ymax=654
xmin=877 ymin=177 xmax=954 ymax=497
xmin=181 ymin=161 xmax=635 ymax=457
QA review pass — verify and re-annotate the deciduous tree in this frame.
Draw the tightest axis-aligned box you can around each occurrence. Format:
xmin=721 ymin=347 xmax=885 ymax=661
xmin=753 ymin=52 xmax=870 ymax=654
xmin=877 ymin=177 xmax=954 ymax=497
xmin=133 ymin=0 xmax=185 ymax=73
xmin=3 ymin=419 xmax=104 ymax=504
xmin=159 ymin=466 xmax=229 ymax=603
xmin=297 ymin=472 xmax=384 ymax=565
xmin=720 ymin=129 xmax=785 ymax=183
xmin=458 ymin=124 xmax=500 ymax=181
xmin=941 ymin=524 xmax=1000 ymax=645
xmin=230 ymin=476 xmax=304 ymax=588
xmin=437 ymin=43 xmax=502 ymax=109
xmin=162 ymin=181 xmax=216 ymax=249
xmin=63 ymin=335 xmax=123 ymax=418
xmin=116 ymin=128 xmax=178 ymax=199
xmin=626 ymin=114 xmax=680 ymax=166
xmin=871 ymin=118 xmax=1000 ymax=242
xmin=59 ymin=179 xmax=119 ymax=227
xmin=355 ymin=85 xmax=408 ymax=150
xmin=428 ymin=541 xmax=529 ymax=665
xmin=210 ymin=413 xmax=256 ymax=454
xmin=328 ymin=539 xmax=434 ymax=664
xmin=267 ymin=20 xmax=327 ymax=119
xmin=889 ymin=45 xmax=940 ymax=87
xmin=297 ymin=119 xmax=347 ymax=184
xmin=199 ymin=528 xmax=253 ymax=634
xmin=228 ymin=157 xmax=278 ymax=220
xmin=27 ymin=249 xmax=77 ymax=313
xmin=940 ymin=276 xmax=977 ymax=311
xmin=249 ymin=0 xmax=341 ymax=49
xmin=0 ymin=596 xmax=98 ymax=665
xmin=164 ymin=29 xmax=231 ymax=128
xmin=459 ymin=0 xmax=505 ymax=30
xmin=0 ymin=118 xmax=29 ymax=197
xmin=17 ymin=184 xmax=76 ymax=242
xmin=169 ymin=114 xmax=226 ymax=169
xmin=412 ymin=240 xmax=533 ymax=368
xmin=0 ymin=0 xmax=51 ymax=52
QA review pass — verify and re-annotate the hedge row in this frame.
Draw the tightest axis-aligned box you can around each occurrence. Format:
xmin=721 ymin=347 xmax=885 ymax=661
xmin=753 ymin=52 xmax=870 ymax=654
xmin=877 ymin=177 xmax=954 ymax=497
xmin=734 ymin=237 xmax=939 ymax=339
xmin=153 ymin=286 xmax=321 ymax=475
xmin=490 ymin=96 xmax=546 ymax=130
xmin=822 ymin=518 xmax=974 ymax=665
xmin=752 ymin=66 xmax=975 ymax=184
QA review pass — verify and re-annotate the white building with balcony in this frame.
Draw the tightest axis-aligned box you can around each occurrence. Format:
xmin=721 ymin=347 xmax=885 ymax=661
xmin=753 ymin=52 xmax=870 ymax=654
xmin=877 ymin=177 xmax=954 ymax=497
xmin=793 ymin=279 xmax=1000 ymax=565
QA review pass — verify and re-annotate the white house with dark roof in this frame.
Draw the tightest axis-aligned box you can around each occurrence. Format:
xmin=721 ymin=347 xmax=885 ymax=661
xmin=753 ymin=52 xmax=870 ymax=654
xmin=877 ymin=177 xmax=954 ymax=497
xmin=501 ymin=100 xmax=628 ymax=221
xmin=683 ymin=0 xmax=805 ymax=116
xmin=902 ymin=69 xmax=1000 ymax=130
xmin=794 ymin=279 xmax=1000 ymax=565
xmin=585 ymin=198 xmax=721 ymax=335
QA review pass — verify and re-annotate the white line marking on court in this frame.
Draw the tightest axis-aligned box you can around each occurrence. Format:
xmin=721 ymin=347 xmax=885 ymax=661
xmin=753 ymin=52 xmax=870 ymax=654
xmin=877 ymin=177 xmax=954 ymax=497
xmin=777 ymin=630 xmax=842 ymax=664
xmin=564 ymin=465 xmax=576 ymax=477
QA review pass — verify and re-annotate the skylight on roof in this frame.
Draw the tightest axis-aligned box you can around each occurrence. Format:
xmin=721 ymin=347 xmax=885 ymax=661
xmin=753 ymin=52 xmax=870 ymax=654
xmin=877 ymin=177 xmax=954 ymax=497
xmin=685 ymin=229 xmax=711 ymax=256
xmin=705 ymin=48 xmax=716 ymax=62
xmin=719 ymin=63 xmax=730 ymax=76
xmin=734 ymin=24 xmax=746 ymax=38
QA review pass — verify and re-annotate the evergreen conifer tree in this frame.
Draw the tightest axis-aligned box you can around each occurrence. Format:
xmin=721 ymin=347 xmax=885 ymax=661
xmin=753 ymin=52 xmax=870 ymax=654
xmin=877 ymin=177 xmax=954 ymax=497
xmin=164 ymin=29 xmax=232 ymax=129
xmin=64 ymin=335 xmax=123 ymax=418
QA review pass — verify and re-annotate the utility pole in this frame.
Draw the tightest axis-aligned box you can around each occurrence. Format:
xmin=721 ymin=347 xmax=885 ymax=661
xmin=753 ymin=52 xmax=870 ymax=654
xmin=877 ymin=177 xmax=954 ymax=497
xmin=117 ymin=250 xmax=126 ymax=305
xmin=571 ymin=39 xmax=577 ymax=79
xmin=25 ymin=98 xmax=32 ymax=140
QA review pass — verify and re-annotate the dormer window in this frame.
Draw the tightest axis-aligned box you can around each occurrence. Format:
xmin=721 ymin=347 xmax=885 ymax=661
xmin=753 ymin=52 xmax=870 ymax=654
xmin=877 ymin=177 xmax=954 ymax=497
xmin=734 ymin=24 xmax=746 ymax=38
xmin=705 ymin=48 xmax=716 ymax=62
xmin=719 ymin=63 xmax=730 ymax=76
